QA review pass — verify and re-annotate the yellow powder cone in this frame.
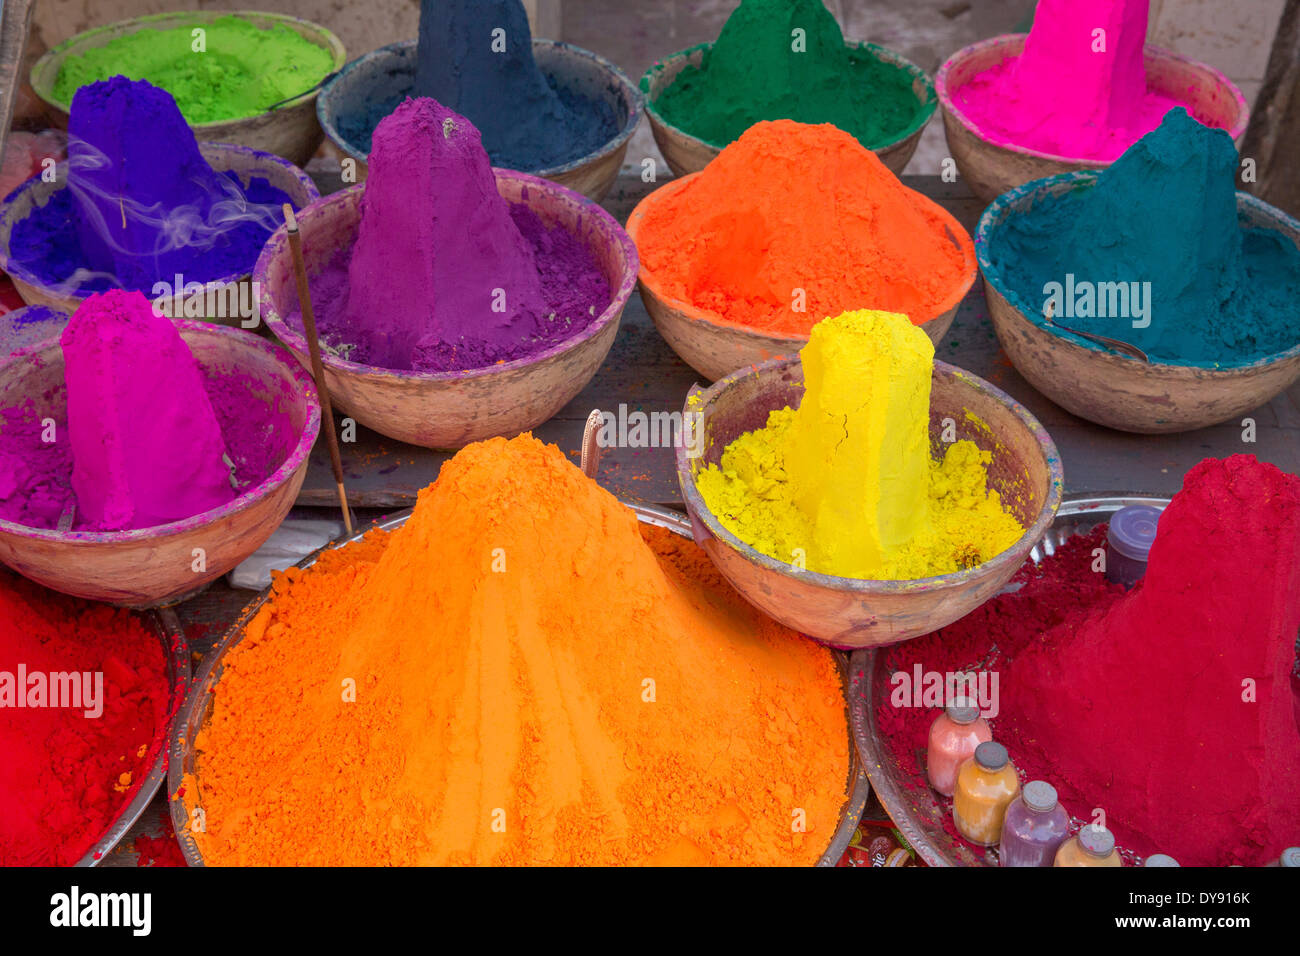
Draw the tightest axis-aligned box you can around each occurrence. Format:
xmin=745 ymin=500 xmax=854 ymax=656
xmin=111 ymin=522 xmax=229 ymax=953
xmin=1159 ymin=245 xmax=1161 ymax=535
xmin=188 ymin=435 xmax=848 ymax=865
xmin=787 ymin=309 xmax=933 ymax=571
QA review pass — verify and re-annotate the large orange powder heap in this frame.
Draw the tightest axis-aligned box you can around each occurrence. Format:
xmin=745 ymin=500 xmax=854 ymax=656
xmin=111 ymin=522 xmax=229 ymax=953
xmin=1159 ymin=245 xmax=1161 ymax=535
xmin=186 ymin=434 xmax=848 ymax=865
xmin=634 ymin=120 xmax=971 ymax=333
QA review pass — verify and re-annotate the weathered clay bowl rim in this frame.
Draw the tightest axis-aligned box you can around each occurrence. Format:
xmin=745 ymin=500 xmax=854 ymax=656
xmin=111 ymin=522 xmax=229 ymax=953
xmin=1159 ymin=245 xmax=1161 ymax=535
xmin=626 ymin=170 xmax=977 ymax=339
xmin=78 ymin=606 xmax=192 ymax=866
xmin=0 ymin=320 xmax=321 ymax=544
xmin=29 ymin=9 xmax=346 ymax=123
xmin=977 ymin=169 xmax=1300 ymax=371
xmin=936 ymin=34 xmax=1249 ymax=166
xmin=848 ymin=493 xmax=1174 ymax=868
xmin=640 ymin=39 xmax=938 ymax=151
xmin=168 ymin=501 xmax=870 ymax=867
xmin=254 ymin=168 xmax=639 ymax=382
xmin=676 ymin=353 xmax=1065 ymax=595
xmin=316 ymin=38 xmax=645 ymax=178
xmin=0 ymin=141 xmax=321 ymax=304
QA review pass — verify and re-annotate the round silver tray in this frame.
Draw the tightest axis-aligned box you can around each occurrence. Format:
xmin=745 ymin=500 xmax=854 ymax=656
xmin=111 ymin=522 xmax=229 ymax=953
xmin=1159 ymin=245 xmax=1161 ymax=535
xmin=849 ymin=494 xmax=1171 ymax=867
xmin=170 ymin=501 xmax=870 ymax=866
xmin=79 ymin=604 xmax=191 ymax=866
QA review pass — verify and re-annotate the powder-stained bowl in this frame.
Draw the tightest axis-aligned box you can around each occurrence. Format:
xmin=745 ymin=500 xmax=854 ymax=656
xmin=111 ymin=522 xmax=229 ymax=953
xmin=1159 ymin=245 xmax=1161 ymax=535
xmin=316 ymin=39 xmax=644 ymax=203
xmin=936 ymin=35 xmax=1249 ymax=205
xmin=0 ymin=322 xmax=320 ymax=607
xmin=978 ymin=172 xmax=1300 ymax=433
xmin=640 ymin=40 xmax=937 ymax=178
xmin=78 ymin=606 xmax=191 ymax=866
xmin=849 ymin=495 xmax=1172 ymax=867
xmin=255 ymin=169 xmax=637 ymax=449
xmin=29 ymin=10 xmax=346 ymax=167
xmin=677 ymin=355 xmax=1063 ymax=648
xmin=626 ymin=171 xmax=977 ymax=381
xmin=167 ymin=502 xmax=871 ymax=867
xmin=0 ymin=142 xmax=320 ymax=326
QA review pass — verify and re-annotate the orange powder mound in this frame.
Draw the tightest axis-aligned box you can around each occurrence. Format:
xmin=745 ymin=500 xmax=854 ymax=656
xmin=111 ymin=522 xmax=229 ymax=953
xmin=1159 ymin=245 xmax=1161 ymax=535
xmin=633 ymin=120 xmax=971 ymax=333
xmin=185 ymin=434 xmax=848 ymax=865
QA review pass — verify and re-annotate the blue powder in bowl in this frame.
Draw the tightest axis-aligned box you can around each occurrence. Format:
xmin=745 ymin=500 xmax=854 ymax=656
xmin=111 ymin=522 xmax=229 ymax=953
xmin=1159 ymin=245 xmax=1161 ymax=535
xmin=982 ymin=108 xmax=1300 ymax=367
xmin=334 ymin=0 xmax=618 ymax=172
xmin=4 ymin=77 xmax=294 ymax=295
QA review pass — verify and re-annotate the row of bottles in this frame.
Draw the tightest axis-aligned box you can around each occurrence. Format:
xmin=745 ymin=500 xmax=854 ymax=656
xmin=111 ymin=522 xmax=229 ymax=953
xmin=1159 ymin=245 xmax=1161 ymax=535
xmin=929 ymin=703 xmax=1132 ymax=866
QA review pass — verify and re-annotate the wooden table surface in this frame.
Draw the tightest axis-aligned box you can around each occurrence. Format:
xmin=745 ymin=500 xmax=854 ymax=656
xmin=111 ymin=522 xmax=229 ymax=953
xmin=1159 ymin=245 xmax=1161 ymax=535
xmin=105 ymin=170 xmax=1300 ymax=865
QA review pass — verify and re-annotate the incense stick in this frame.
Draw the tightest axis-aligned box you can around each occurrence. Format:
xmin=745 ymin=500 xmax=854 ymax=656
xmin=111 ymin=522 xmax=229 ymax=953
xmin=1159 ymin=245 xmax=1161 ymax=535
xmin=282 ymin=203 xmax=354 ymax=535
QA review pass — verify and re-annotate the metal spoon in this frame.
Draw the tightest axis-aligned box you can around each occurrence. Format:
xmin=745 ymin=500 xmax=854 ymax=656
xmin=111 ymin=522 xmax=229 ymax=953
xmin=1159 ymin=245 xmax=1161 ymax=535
xmin=264 ymin=71 xmax=340 ymax=111
xmin=1043 ymin=301 xmax=1150 ymax=363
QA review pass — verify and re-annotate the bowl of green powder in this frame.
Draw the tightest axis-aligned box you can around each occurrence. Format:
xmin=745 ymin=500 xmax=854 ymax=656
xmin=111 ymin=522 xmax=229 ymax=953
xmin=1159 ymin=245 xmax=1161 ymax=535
xmin=31 ymin=11 xmax=345 ymax=166
xmin=642 ymin=36 xmax=936 ymax=178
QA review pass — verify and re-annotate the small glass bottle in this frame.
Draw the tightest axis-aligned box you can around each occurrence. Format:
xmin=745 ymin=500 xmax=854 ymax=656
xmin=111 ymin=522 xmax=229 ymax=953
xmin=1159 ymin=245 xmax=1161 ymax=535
xmin=926 ymin=700 xmax=991 ymax=797
xmin=1144 ymin=854 xmax=1180 ymax=867
xmin=1106 ymin=505 xmax=1162 ymax=587
xmin=1269 ymin=847 xmax=1300 ymax=867
xmin=1055 ymin=825 xmax=1123 ymax=866
xmin=953 ymin=741 xmax=1020 ymax=846
xmin=999 ymin=780 xmax=1070 ymax=867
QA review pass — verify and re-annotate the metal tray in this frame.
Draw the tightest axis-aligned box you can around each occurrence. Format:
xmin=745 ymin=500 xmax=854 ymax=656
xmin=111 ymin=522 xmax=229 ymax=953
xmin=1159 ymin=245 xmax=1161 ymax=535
xmin=170 ymin=501 xmax=870 ymax=866
xmin=79 ymin=605 xmax=191 ymax=866
xmin=849 ymin=495 xmax=1171 ymax=867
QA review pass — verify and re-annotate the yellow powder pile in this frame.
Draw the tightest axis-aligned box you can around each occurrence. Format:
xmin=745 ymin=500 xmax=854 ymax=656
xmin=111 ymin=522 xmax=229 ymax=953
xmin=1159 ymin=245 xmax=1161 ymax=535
xmin=185 ymin=434 xmax=848 ymax=865
xmin=696 ymin=310 xmax=1024 ymax=579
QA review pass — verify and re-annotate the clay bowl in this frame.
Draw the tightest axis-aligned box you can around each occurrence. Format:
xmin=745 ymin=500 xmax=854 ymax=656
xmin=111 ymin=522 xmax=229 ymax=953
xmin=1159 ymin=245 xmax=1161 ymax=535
xmin=169 ymin=501 xmax=871 ymax=867
xmin=28 ymin=10 xmax=346 ymax=167
xmin=677 ymin=355 xmax=1063 ymax=649
xmin=978 ymin=172 xmax=1300 ymax=433
xmin=0 ymin=322 xmax=320 ymax=607
xmin=0 ymin=142 xmax=319 ymax=325
xmin=255 ymin=169 xmax=637 ymax=449
xmin=937 ymin=35 xmax=1249 ymax=205
xmin=317 ymin=39 xmax=644 ymax=202
xmin=1 ymin=303 xmax=69 ymax=357
xmin=626 ymin=172 xmax=976 ymax=381
xmin=641 ymin=40 xmax=937 ymax=178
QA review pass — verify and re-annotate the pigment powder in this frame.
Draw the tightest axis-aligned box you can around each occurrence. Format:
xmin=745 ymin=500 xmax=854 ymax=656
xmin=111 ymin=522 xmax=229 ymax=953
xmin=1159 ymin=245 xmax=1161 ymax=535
xmin=651 ymin=0 xmax=925 ymax=150
xmin=62 ymin=290 xmax=233 ymax=530
xmin=51 ymin=15 xmax=335 ymax=124
xmin=950 ymin=0 xmax=1214 ymax=161
xmin=0 ymin=290 xmax=294 ymax=532
xmin=634 ymin=120 xmax=969 ymax=334
xmin=696 ymin=310 xmax=1023 ymax=579
xmin=303 ymin=98 xmax=610 ymax=373
xmin=6 ymin=78 xmax=293 ymax=296
xmin=338 ymin=0 xmax=616 ymax=171
xmin=185 ymin=434 xmax=849 ymax=865
xmin=984 ymin=109 xmax=1300 ymax=366
xmin=0 ymin=571 xmax=170 ymax=866
xmin=877 ymin=455 xmax=1300 ymax=865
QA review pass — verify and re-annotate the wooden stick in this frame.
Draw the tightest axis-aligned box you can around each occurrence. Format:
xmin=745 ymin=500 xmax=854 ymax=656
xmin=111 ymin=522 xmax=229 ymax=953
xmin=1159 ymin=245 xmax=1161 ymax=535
xmin=283 ymin=203 xmax=354 ymax=536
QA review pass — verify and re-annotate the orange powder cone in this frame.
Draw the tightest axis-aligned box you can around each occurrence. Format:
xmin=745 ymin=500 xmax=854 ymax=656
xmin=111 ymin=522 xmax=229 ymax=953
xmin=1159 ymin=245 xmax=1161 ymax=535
xmin=635 ymin=120 xmax=971 ymax=333
xmin=188 ymin=434 xmax=848 ymax=865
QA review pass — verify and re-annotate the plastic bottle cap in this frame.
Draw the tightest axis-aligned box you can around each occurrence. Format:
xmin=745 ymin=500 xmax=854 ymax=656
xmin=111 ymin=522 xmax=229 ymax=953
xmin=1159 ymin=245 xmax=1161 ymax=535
xmin=974 ymin=740 xmax=1009 ymax=771
xmin=1108 ymin=505 xmax=1163 ymax=561
xmin=1144 ymin=853 xmax=1180 ymax=867
xmin=945 ymin=700 xmax=980 ymax=724
xmin=1281 ymin=847 xmax=1300 ymax=868
xmin=1022 ymin=780 xmax=1058 ymax=812
xmin=1079 ymin=824 xmax=1116 ymax=857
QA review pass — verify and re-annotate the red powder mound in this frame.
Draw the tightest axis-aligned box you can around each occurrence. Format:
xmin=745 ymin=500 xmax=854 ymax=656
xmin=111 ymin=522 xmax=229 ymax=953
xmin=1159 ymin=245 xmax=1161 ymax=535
xmin=878 ymin=455 xmax=1300 ymax=865
xmin=133 ymin=820 xmax=186 ymax=867
xmin=0 ymin=572 xmax=171 ymax=866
